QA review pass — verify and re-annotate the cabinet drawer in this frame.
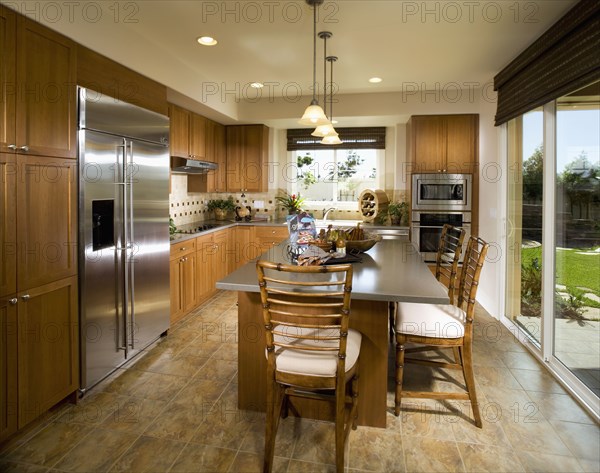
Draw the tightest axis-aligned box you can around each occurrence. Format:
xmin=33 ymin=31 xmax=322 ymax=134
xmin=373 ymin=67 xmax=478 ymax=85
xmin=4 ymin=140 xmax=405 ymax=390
xmin=170 ymin=239 xmax=196 ymax=258
xmin=255 ymin=226 xmax=288 ymax=240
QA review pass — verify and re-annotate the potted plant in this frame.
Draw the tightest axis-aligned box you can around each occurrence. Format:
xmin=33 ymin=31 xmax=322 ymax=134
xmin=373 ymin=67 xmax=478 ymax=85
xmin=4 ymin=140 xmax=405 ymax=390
xmin=275 ymin=192 xmax=305 ymax=214
xmin=387 ymin=201 xmax=408 ymax=226
xmin=207 ymin=196 xmax=236 ymax=220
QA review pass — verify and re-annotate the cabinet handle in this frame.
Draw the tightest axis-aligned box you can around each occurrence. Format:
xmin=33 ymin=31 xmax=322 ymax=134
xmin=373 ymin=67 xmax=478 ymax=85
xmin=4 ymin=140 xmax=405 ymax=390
xmin=21 ymin=295 xmax=30 ymax=301
xmin=180 ymin=247 xmax=186 ymax=251
xmin=18 ymin=145 xmax=29 ymax=152
xmin=9 ymin=298 xmax=18 ymax=305
xmin=7 ymin=144 xmax=17 ymax=150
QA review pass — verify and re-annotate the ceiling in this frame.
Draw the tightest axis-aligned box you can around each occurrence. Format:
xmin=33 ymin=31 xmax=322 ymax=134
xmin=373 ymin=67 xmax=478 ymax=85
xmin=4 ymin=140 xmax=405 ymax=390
xmin=8 ymin=0 xmax=577 ymax=125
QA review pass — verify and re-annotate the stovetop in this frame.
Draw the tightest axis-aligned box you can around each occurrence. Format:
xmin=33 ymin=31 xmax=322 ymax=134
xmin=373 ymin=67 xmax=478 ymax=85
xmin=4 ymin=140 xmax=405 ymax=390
xmin=175 ymin=223 xmax=221 ymax=234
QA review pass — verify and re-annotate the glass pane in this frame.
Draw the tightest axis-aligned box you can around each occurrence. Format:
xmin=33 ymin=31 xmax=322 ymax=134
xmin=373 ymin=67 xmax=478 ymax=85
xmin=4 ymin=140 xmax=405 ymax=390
xmin=294 ymin=149 xmax=377 ymax=202
xmin=555 ymin=81 xmax=600 ymax=396
xmin=506 ymin=107 xmax=544 ymax=345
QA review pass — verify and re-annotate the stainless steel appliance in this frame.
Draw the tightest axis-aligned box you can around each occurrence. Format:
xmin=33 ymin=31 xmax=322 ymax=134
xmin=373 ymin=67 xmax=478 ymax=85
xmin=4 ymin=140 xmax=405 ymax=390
xmin=412 ymin=173 xmax=472 ymax=211
xmin=78 ymin=88 xmax=170 ymax=392
xmin=411 ymin=211 xmax=471 ymax=262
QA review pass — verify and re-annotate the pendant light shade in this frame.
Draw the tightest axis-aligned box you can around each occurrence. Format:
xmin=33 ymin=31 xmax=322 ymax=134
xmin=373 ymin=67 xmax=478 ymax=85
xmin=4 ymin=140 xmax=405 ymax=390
xmin=311 ymin=122 xmax=335 ymax=137
xmin=321 ymin=131 xmax=342 ymax=145
xmin=299 ymin=0 xmax=328 ymax=126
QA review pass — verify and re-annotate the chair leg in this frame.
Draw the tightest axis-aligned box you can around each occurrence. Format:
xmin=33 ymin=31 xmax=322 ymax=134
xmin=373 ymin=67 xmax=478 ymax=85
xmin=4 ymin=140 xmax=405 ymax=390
xmin=388 ymin=301 xmax=396 ymax=339
xmin=460 ymin=344 xmax=482 ymax=428
xmin=351 ymin=364 xmax=360 ymax=431
xmin=335 ymin=383 xmax=346 ymax=473
xmin=394 ymin=337 xmax=405 ymax=416
xmin=264 ymin=381 xmax=285 ymax=473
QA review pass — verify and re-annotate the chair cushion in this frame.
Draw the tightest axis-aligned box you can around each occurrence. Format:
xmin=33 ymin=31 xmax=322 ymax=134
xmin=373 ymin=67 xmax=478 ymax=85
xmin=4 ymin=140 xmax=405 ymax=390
xmin=396 ymin=303 xmax=466 ymax=339
xmin=270 ymin=327 xmax=362 ymax=377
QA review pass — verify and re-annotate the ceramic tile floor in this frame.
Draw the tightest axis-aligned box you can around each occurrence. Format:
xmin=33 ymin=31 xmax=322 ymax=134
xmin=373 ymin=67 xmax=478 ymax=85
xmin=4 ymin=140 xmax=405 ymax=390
xmin=1 ymin=291 xmax=599 ymax=472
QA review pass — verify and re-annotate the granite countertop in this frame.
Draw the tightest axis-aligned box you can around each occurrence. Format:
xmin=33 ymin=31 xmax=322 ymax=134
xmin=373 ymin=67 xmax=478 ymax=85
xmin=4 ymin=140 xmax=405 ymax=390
xmin=170 ymin=219 xmax=408 ymax=244
xmin=215 ymin=238 xmax=448 ymax=304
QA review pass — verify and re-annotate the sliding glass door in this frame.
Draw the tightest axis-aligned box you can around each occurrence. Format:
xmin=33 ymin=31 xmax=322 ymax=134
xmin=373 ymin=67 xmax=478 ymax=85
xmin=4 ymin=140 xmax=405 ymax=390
xmin=505 ymin=80 xmax=600 ymax=406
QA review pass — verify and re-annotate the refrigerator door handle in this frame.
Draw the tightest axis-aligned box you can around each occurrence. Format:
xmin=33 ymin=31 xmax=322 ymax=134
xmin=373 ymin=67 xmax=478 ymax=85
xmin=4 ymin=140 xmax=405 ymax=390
xmin=116 ymin=141 xmax=128 ymax=353
xmin=127 ymin=140 xmax=136 ymax=350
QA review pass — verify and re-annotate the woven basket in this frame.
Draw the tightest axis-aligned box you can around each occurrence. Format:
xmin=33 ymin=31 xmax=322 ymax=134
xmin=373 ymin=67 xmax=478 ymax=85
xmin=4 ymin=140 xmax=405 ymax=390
xmin=309 ymin=241 xmax=333 ymax=252
xmin=345 ymin=235 xmax=381 ymax=253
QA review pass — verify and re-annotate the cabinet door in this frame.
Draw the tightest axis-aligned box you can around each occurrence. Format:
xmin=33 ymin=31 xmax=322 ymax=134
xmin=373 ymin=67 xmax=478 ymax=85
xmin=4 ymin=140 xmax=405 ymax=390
xmin=208 ymin=122 xmax=227 ymax=192
xmin=244 ymin=125 xmax=268 ymax=193
xmin=0 ymin=6 xmax=16 ymax=153
xmin=234 ymin=226 xmax=259 ymax=269
xmin=196 ymin=235 xmax=214 ymax=304
xmin=445 ymin=115 xmax=478 ymax=173
xmin=17 ymin=157 xmax=77 ymax=291
xmin=213 ymin=230 xmax=229 ymax=283
xmin=18 ymin=276 xmax=78 ymax=428
xmin=168 ymin=104 xmax=190 ymax=158
xmin=226 ymin=126 xmax=244 ymax=193
xmin=189 ymin=113 xmax=207 ymax=159
xmin=181 ymin=253 xmax=197 ymax=314
xmin=169 ymin=258 xmax=183 ymax=325
xmin=15 ymin=17 xmax=76 ymax=159
xmin=411 ymin=116 xmax=446 ymax=173
xmin=0 ymin=154 xmax=16 ymax=297
xmin=0 ymin=295 xmax=17 ymax=443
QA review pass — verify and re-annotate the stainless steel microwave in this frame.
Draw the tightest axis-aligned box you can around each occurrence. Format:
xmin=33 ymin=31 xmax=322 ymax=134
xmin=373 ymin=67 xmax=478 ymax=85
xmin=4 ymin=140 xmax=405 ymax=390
xmin=412 ymin=174 xmax=472 ymax=211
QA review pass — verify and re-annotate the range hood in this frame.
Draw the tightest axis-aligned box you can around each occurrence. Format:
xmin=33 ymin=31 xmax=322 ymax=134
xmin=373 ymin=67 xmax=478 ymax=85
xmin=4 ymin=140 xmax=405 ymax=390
xmin=170 ymin=156 xmax=217 ymax=174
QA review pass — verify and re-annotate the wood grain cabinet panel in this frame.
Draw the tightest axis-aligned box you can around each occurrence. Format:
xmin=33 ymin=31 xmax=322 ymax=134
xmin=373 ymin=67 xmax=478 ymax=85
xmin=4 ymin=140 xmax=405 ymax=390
xmin=168 ymin=104 xmax=190 ymax=159
xmin=255 ymin=226 xmax=288 ymax=252
xmin=206 ymin=121 xmax=227 ymax=193
xmin=0 ymin=6 xmax=16 ymax=153
xmin=16 ymin=157 xmax=77 ymax=291
xmin=0 ymin=154 xmax=16 ymax=297
xmin=17 ymin=276 xmax=78 ymax=428
xmin=169 ymin=258 xmax=183 ymax=324
xmin=213 ymin=230 xmax=230 ymax=283
xmin=195 ymin=234 xmax=215 ymax=305
xmin=189 ymin=113 xmax=207 ymax=159
xmin=226 ymin=125 xmax=269 ymax=193
xmin=0 ymin=295 xmax=18 ymax=443
xmin=15 ymin=17 xmax=77 ymax=159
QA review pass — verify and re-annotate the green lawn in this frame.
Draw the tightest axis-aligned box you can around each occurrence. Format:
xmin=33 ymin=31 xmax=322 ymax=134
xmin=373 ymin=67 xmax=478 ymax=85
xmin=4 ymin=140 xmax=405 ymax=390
xmin=522 ymin=246 xmax=600 ymax=297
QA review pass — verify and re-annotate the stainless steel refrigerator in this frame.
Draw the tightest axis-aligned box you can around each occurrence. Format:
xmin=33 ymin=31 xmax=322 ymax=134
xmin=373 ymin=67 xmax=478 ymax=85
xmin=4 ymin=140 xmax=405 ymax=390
xmin=78 ymin=88 xmax=170 ymax=392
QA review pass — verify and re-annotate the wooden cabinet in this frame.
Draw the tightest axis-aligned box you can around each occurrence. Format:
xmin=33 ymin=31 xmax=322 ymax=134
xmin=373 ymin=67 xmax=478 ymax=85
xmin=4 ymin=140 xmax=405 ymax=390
xmin=408 ymin=114 xmax=478 ymax=174
xmin=226 ymin=125 xmax=269 ymax=193
xmin=168 ymin=104 xmax=208 ymax=160
xmin=213 ymin=230 xmax=231 ymax=283
xmin=206 ymin=120 xmax=227 ymax=192
xmin=17 ymin=276 xmax=78 ymax=428
xmin=0 ymin=7 xmax=16 ymax=153
xmin=233 ymin=225 xmax=261 ymax=269
xmin=255 ymin=226 xmax=288 ymax=253
xmin=14 ymin=16 xmax=77 ymax=159
xmin=169 ymin=239 xmax=197 ymax=325
xmin=0 ymin=154 xmax=16 ymax=297
xmin=0 ymin=295 xmax=17 ymax=442
xmin=195 ymin=233 xmax=215 ymax=305
xmin=17 ymin=157 xmax=78 ymax=291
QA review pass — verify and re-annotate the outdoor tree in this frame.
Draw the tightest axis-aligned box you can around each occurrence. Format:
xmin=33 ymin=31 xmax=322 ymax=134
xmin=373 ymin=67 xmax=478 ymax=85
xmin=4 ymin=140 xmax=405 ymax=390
xmin=523 ymin=145 xmax=544 ymax=202
xmin=558 ymin=151 xmax=600 ymax=218
xmin=296 ymin=153 xmax=318 ymax=190
xmin=327 ymin=150 xmax=364 ymax=181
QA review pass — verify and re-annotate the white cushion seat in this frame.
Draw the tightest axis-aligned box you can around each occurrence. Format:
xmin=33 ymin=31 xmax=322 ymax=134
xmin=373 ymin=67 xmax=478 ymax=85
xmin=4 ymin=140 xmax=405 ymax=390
xmin=270 ymin=326 xmax=362 ymax=377
xmin=396 ymin=302 xmax=466 ymax=339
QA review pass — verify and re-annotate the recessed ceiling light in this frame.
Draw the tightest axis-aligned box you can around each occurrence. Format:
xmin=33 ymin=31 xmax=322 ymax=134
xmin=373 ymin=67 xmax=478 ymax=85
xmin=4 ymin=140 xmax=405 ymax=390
xmin=369 ymin=77 xmax=383 ymax=83
xmin=250 ymin=82 xmax=264 ymax=89
xmin=197 ymin=36 xmax=217 ymax=46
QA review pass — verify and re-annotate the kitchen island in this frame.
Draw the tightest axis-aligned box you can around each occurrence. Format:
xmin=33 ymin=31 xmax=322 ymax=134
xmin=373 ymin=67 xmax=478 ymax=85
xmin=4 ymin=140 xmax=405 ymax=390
xmin=216 ymin=238 xmax=449 ymax=427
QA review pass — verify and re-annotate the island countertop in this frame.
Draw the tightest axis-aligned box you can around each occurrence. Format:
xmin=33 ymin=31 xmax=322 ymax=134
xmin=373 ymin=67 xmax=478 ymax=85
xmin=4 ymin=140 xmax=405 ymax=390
xmin=216 ymin=238 xmax=449 ymax=304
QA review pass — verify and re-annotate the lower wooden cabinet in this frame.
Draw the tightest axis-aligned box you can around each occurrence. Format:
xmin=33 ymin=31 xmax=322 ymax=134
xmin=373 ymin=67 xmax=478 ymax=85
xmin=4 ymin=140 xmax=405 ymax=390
xmin=1 ymin=276 xmax=78 ymax=441
xmin=196 ymin=233 xmax=215 ymax=306
xmin=255 ymin=226 xmax=288 ymax=253
xmin=169 ymin=242 xmax=197 ymax=326
xmin=0 ymin=294 xmax=18 ymax=442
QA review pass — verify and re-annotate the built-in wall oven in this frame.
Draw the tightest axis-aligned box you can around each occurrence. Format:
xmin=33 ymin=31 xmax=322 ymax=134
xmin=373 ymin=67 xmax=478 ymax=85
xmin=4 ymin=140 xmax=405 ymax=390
xmin=411 ymin=173 xmax=473 ymax=261
xmin=411 ymin=211 xmax=471 ymax=262
xmin=412 ymin=173 xmax=472 ymax=211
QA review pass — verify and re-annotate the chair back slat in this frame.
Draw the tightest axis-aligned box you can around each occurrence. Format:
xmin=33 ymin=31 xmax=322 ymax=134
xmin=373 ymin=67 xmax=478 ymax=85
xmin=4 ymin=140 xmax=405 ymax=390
xmin=435 ymin=224 xmax=466 ymax=301
xmin=256 ymin=261 xmax=354 ymax=368
xmin=456 ymin=236 xmax=489 ymax=322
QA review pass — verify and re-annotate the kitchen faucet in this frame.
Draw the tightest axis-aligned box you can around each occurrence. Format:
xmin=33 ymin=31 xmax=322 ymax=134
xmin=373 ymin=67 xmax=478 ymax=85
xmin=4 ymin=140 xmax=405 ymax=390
xmin=322 ymin=207 xmax=337 ymax=220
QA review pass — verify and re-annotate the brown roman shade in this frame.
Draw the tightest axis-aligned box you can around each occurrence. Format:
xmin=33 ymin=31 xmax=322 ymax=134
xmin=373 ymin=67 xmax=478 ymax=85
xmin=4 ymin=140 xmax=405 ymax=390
xmin=287 ymin=127 xmax=386 ymax=151
xmin=494 ymin=0 xmax=600 ymax=126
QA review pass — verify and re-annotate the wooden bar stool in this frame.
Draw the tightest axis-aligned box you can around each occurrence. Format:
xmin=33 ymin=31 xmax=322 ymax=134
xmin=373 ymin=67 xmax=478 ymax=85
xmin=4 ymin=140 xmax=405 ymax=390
xmin=256 ymin=261 xmax=360 ymax=473
xmin=393 ymin=236 xmax=489 ymax=427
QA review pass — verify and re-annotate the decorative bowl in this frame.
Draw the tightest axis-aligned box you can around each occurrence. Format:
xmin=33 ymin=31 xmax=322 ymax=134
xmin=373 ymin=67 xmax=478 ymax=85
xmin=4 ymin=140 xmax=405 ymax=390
xmin=345 ymin=234 xmax=381 ymax=253
xmin=309 ymin=241 xmax=333 ymax=252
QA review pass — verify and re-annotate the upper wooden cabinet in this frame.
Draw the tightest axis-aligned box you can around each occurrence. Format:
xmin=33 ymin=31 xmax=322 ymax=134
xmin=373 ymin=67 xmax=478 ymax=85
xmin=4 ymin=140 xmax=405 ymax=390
xmin=13 ymin=16 xmax=77 ymax=159
xmin=16 ymin=157 xmax=78 ymax=291
xmin=0 ymin=7 xmax=16 ymax=153
xmin=0 ymin=154 xmax=16 ymax=297
xmin=168 ymin=103 xmax=207 ymax=160
xmin=226 ymin=125 xmax=269 ymax=193
xmin=206 ymin=120 xmax=227 ymax=192
xmin=408 ymin=114 xmax=478 ymax=174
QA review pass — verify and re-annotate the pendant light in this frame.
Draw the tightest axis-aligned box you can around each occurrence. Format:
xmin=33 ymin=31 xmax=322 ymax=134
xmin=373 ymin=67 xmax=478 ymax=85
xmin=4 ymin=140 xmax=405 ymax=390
xmin=299 ymin=0 xmax=329 ymax=126
xmin=312 ymin=31 xmax=335 ymax=137
xmin=321 ymin=56 xmax=342 ymax=145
